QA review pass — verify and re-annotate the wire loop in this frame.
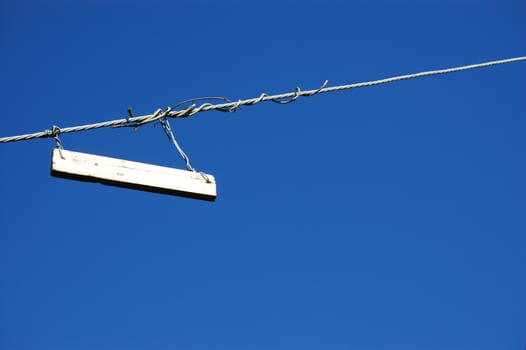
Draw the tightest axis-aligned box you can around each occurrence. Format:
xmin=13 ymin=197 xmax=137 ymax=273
xmin=49 ymin=125 xmax=65 ymax=159
xmin=171 ymin=96 xmax=233 ymax=112
xmin=271 ymin=86 xmax=301 ymax=104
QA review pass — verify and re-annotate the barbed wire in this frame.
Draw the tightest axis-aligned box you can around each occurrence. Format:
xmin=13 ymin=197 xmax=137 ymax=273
xmin=1 ymin=56 xmax=525 ymax=144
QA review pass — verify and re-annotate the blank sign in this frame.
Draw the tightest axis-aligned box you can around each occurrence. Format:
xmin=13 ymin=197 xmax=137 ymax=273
xmin=50 ymin=148 xmax=217 ymax=201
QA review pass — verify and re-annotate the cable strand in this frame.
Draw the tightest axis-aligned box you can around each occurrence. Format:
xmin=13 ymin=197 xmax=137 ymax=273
xmin=1 ymin=56 xmax=525 ymax=144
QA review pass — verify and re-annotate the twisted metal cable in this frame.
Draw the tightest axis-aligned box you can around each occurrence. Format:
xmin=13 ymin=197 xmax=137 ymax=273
xmin=1 ymin=56 xmax=525 ymax=144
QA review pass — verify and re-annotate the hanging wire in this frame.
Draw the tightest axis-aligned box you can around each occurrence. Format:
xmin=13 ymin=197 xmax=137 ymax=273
xmin=158 ymin=116 xmax=195 ymax=172
xmin=1 ymin=56 xmax=525 ymax=144
xmin=158 ymin=98 xmax=235 ymax=175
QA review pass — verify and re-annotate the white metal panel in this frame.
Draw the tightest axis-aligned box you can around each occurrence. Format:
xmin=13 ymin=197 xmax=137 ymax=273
xmin=50 ymin=148 xmax=216 ymax=201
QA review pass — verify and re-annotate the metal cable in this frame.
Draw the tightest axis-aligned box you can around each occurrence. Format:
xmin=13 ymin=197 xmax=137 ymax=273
xmin=1 ymin=56 xmax=525 ymax=144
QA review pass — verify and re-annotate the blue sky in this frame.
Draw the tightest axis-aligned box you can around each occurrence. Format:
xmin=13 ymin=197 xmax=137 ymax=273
xmin=1 ymin=1 xmax=525 ymax=349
